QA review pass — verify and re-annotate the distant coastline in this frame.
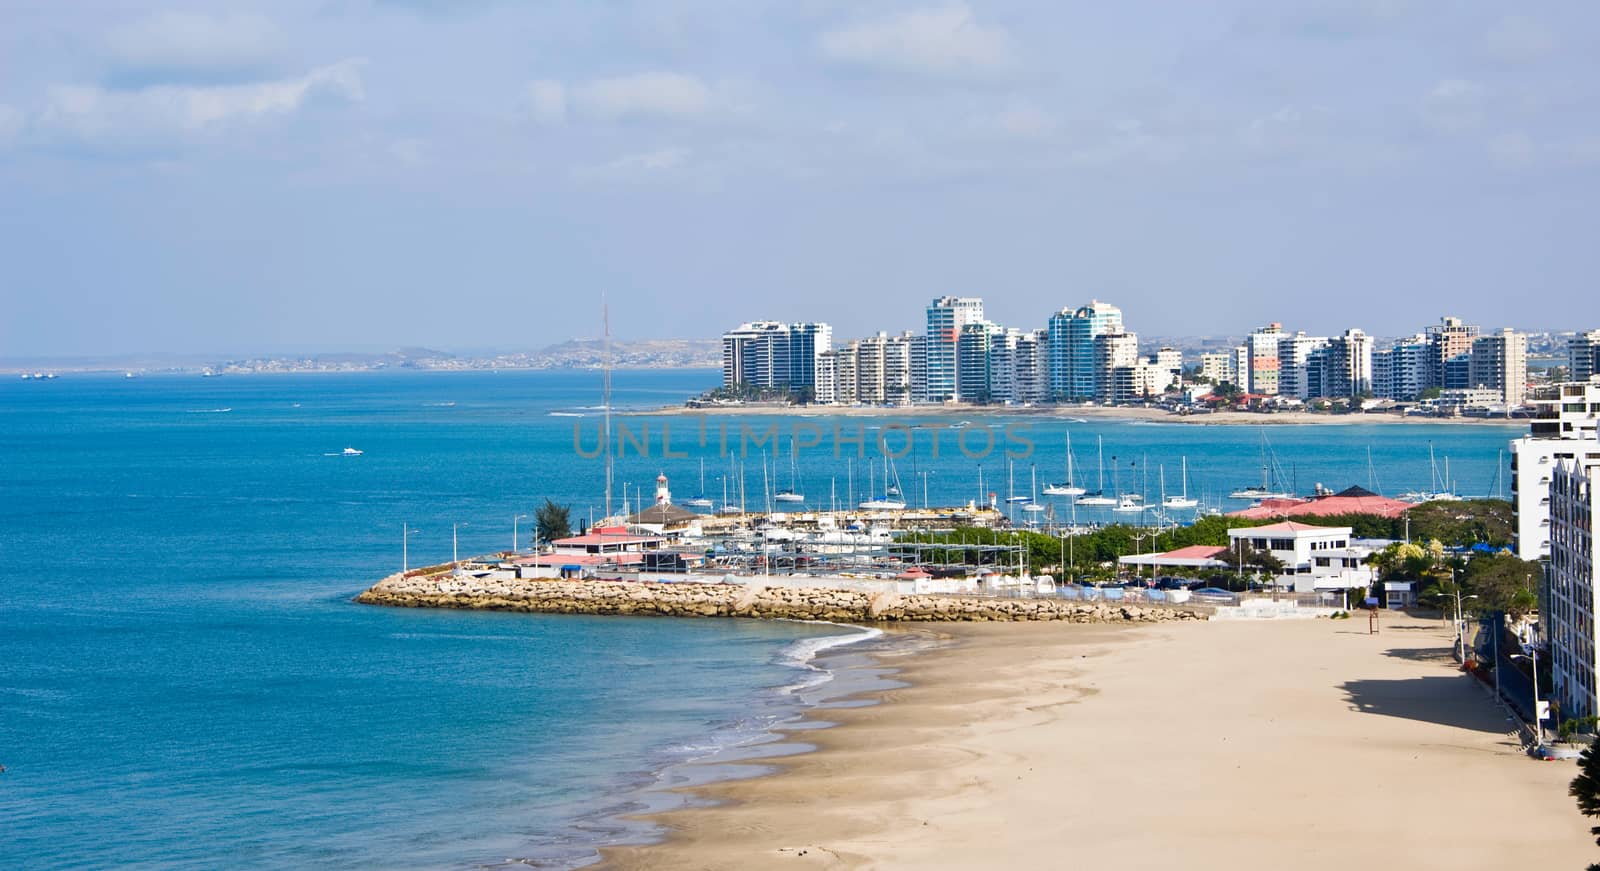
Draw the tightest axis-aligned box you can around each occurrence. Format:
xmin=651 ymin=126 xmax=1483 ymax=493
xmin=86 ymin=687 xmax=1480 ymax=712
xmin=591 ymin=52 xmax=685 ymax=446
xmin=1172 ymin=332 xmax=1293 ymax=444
xmin=642 ymin=402 xmax=1524 ymax=426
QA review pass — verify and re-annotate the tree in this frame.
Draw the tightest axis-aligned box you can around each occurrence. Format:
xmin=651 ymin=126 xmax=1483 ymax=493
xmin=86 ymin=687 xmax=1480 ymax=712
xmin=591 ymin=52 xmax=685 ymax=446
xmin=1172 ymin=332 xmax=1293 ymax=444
xmin=535 ymin=498 xmax=572 ymax=543
xmin=1462 ymin=552 xmax=1540 ymax=618
xmin=1570 ymin=743 xmax=1600 ymax=870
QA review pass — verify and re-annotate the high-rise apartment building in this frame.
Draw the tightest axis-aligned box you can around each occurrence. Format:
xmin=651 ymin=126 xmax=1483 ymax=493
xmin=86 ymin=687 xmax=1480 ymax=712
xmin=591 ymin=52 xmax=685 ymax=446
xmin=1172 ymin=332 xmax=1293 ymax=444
xmin=925 ymin=297 xmax=985 ymax=403
xmin=1277 ymin=332 xmax=1330 ymax=400
xmin=1014 ymin=330 xmax=1050 ymax=405
xmin=1372 ymin=335 xmax=1431 ymax=401
xmin=1569 ymin=330 xmax=1600 ymax=383
xmin=721 ymin=321 xmax=833 ymax=391
xmin=1247 ymin=323 xmax=1286 ymax=395
xmin=1093 ymin=332 xmax=1141 ymax=403
xmin=1469 ymin=328 xmax=1528 ymax=408
xmin=1511 ymin=379 xmax=1600 ymax=560
xmin=1048 ymin=301 xmax=1124 ymax=401
xmin=1305 ymin=329 xmax=1373 ymax=399
xmin=1429 ymin=316 xmax=1479 ymax=390
xmin=1548 ymin=456 xmax=1600 ymax=722
xmin=955 ymin=321 xmax=1004 ymax=403
xmin=1199 ymin=351 xmax=1236 ymax=385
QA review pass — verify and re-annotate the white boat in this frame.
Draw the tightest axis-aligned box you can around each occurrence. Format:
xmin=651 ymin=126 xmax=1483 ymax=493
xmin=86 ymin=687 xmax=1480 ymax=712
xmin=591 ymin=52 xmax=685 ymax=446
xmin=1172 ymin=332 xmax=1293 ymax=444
xmin=1113 ymin=495 xmax=1144 ymax=513
xmin=341 ymin=447 xmax=363 ymax=456
xmin=1076 ymin=436 xmax=1117 ymax=505
xmin=1021 ymin=466 xmax=1046 ymax=512
xmin=1229 ymin=432 xmax=1290 ymax=499
xmin=1042 ymin=431 xmax=1087 ymax=496
xmin=1003 ymin=459 xmax=1030 ymax=502
xmin=1163 ymin=457 xmax=1199 ymax=509
xmin=773 ymin=436 xmax=805 ymax=502
xmin=858 ymin=456 xmax=906 ymax=510
xmin=682 ymin=458 xmax=715 ymax=507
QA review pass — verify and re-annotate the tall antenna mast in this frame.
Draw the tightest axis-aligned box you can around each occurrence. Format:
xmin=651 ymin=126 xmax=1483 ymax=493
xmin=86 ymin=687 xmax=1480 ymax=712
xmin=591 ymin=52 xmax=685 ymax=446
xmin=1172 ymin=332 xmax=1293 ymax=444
xmin=603 ymin=296 xmax=613 ymax=519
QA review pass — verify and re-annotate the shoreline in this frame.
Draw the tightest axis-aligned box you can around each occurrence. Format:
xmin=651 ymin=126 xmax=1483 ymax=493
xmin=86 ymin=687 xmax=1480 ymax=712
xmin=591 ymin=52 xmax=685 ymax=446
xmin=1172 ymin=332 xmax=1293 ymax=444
xmin=599 ymin=618 xmax=1592 ymax=870
xmin=561 ymin=621 xmax=931 ymax=869
xmin=640 ymin=403 xmax=1524 ymax=427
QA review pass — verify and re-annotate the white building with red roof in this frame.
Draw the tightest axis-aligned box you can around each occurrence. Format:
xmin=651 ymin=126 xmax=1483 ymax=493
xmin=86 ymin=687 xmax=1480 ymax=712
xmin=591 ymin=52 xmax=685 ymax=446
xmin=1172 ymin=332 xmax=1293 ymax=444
xmin=1227 ymin=521 xmax=1375 ymax=593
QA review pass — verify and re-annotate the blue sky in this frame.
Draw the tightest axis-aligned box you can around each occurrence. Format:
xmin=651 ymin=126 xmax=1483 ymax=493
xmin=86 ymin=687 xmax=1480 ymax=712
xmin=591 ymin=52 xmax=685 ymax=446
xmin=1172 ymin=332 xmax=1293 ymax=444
xmin=2 ymin=1 xmax=1598 ymax=357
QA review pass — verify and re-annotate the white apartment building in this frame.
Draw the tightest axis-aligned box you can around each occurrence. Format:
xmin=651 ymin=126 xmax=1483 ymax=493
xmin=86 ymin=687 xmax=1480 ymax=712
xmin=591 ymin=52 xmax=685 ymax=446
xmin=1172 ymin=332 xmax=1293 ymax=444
xmin=1511 ymin=378 xmax=1600 ymax=560
xmin=721 ymin=321 xmax=833 ymax=390
xmin=1549 ymin=456 xmax=1600 ymax=722
xmin=1373 ymin=335 xmax=1431 ymax=401
xmin=1094 ymin=332 xmax=1141 ymax=402
xmin=925 ymin=296 xmax=985 ymax=402
xmin=1571 ymin=330 xmax=1600 ymax=383
xmin=1469 ymin=327 xmax=1528 ymax=408
xmin=1277 ymin=332 xmax=1330 ymax=400
xmin=1226 ymin=521 xmax=1373 ymax=593
xmin=1014 ymin=330 xmax=1050 ymax=404
xmin=1199 ymin=351 xmax=1236 ymax=385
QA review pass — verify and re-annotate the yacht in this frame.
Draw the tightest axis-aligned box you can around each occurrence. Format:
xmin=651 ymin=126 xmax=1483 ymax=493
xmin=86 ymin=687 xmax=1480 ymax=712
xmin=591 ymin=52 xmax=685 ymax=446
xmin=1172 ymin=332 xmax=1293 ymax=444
xmin=773 ymin=436 xmax=806 ymax=503
xmin=1042 ymin=431 xmax=1087 ymax=497
xmin=1162 ymin=457 xmax=1199 ymax=510
xmin=341 ymin=447 xmax=364 ymax=457
xmin=1113 ymin=495 xmax=1144 ymax=513
xmin=682 ymin=459 xmax=714 ymax=508
xmin=1077 ymin=436 xmax=1117 ymax=506
xmin=1229 ymin=432 xmax=1291 ymax=500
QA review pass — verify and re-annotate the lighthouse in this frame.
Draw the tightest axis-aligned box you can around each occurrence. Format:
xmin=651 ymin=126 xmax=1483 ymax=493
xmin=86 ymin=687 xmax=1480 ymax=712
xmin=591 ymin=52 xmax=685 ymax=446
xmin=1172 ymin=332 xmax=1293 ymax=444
xmin=655 ymin=472 xmax=671 ymax=506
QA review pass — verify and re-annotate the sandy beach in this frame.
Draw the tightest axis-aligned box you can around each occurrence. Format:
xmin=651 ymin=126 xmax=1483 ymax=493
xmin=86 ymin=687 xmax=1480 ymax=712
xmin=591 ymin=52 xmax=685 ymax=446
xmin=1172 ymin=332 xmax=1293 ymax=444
xmin=600 ymin=617 xmax=1593 ymax=870
xmin=644 ymin=403 xmax=1519 ymax=427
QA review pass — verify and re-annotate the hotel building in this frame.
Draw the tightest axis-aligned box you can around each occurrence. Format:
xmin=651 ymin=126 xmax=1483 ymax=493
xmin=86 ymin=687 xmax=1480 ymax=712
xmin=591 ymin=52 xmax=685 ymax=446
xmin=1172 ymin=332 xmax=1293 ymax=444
xmin=1549 ymin=456 xmax=1600 ymax=722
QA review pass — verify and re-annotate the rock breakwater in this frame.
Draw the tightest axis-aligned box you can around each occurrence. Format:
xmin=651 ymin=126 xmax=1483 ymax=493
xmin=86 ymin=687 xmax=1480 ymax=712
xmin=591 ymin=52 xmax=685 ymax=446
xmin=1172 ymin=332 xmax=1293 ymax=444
xmin=356 ymin=574 xmax=1206 ymax=624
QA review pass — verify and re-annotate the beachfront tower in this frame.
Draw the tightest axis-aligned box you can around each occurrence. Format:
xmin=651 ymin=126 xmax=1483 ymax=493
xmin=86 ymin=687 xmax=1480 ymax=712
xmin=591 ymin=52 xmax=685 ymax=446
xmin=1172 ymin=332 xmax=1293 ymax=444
xmin=1549 ymin=456 xmax=1600 ymax=722
xmin=1511 ymin=378 xmax=1600 ymax=561
xmin=925 ymin=297 xmax=985 ymax=403
xmin=655 ymin=472 xmax=671 ymax=506
xmin=1048 ymin=300 xmax=1124 ymax=401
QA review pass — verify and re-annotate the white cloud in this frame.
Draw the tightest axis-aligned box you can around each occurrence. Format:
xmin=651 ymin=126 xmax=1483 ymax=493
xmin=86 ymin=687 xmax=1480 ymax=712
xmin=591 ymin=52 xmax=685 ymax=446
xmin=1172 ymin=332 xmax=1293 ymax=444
xmin=820 ymin=3 xmax=1015 ymax=78
xmin=526 ymin=79 xmax=567 ymax=125
xmin=572 ymin=147 xmax=691 ymax=183
xmin=37 ymin=59 xmax=366 ymax=143
xmin=1422 ymin=78 xmax=1487 ymax=133
xmin=572 ymin=73 xmax=711 ymax=121
xmin=105 ymin=11 xmax=281 ymax=82
xmin=969 ymin=100 xmax=1055 ymax=138
xmin=1485 ymin=16 xmax=1556 ymax=65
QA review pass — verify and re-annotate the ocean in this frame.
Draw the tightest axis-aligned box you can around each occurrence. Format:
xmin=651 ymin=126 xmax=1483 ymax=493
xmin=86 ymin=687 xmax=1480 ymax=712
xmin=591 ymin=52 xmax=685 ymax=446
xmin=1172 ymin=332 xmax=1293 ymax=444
xmin=0 ymin=369 xmax=1523 ymax=868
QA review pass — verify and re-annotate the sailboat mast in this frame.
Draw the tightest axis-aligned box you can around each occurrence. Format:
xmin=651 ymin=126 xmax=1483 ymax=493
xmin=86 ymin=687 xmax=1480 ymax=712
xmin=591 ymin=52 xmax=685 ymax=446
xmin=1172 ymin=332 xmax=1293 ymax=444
xmin=602 ymin=298 xmax=613 ymax=518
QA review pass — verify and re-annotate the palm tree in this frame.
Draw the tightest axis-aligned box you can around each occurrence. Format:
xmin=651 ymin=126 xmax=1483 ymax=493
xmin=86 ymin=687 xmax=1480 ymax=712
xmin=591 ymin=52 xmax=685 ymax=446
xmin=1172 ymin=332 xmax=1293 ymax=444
xmin=535 ymin=499 xmax=572 ymax=543
xmin=1570 ymin=742 xmax=1600 ymax=870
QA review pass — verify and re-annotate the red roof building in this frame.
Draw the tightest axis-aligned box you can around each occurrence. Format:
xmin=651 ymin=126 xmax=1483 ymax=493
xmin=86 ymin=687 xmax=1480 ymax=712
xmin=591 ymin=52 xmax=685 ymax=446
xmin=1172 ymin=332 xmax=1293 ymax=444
xmin=1228 ymin=486 xmax=1410 ymax=520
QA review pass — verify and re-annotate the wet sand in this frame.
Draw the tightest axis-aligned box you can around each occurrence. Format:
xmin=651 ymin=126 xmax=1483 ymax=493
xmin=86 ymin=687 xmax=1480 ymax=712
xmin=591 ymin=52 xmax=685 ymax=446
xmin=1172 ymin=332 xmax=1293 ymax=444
xmin=599 ymin=618 xmax=1592 ymax=870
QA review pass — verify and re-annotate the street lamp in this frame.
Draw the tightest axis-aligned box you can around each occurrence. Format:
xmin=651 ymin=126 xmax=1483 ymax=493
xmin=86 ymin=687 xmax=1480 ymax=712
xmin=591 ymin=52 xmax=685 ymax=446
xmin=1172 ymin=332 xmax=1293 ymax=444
xmin=1453 ymin=587 xmax=1479 ymax=664
xmin=402 ymin=522 xmax=421 ymax=573
xmin=513 ymin=513 xmax=531 ymax=552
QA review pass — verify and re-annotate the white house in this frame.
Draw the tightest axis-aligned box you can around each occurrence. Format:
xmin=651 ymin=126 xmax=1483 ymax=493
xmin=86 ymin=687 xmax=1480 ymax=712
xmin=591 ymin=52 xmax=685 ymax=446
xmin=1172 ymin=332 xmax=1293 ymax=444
xmin=1226 ymin=521 xmax=1375 ymax=593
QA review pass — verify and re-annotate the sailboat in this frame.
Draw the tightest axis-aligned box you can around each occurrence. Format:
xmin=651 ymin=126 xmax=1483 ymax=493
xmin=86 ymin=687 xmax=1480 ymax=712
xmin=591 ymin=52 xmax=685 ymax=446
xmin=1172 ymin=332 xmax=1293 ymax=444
xmin=858 ymin=455 xmax=907 ymax=510
xmin=683 ymin=458 xmax=714 ymax=508
xmin=1042 ymin=432 xmax=1087 ymax=497
xmin=1229 ymin=432 xmax=1291 ymax=500
xmin=773 ymin=435 xmax=805 ymax=503
xmin=1004 ymin=459 xmax=1030 ymax=503
xmin=1022 ymin=465 xmax=1046 ymax=513
xmin=1112 ymin=461 xmax=1143 ymax=513
xmin=1163 ymin=457 xmax=1199 ymax=509
xmin=1401 ymin=443 xmax=1461 ymax=503
xmin=1077 ymin=435 xmax=1117 ymax=506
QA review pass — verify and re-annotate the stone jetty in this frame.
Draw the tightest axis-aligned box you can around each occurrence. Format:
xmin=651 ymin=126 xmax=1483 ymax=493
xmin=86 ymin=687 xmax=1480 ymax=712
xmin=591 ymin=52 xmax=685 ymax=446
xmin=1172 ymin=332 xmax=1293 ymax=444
xmin=356 ymin=572 xmax=1206 ymax=624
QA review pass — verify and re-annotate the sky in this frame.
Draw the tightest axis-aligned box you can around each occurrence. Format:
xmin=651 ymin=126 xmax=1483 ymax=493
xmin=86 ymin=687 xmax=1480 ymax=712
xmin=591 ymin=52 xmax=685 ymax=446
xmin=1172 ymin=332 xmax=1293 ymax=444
xmin=2 ymin=1 xmax=1599 ymax=357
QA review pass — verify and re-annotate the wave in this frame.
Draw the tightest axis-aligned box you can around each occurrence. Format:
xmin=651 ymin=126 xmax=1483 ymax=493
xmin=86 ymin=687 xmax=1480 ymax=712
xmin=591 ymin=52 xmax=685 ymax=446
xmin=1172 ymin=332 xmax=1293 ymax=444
xmin=773 ymin=621 xmax=884 ymax=695
xmin=548 ymin=411 xmax=585 ymax=418
xmin=186 ymin=407 xmax=232 ymax=414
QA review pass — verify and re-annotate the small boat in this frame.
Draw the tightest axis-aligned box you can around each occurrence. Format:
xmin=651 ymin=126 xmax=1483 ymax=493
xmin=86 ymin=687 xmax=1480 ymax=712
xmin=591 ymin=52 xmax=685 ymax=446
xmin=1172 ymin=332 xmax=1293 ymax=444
xmin=1163 ymin=457 xmax=1199 ymax=509
xmin=1077 ymin=492 xmax=1116 ymax=507
xmin=1229 ymin=432 xmax=1291 ymax=499
xmin=1043 ymin=432 xmax=1086 ymax=497
xmin=773 ymin=436 xmax=806 ymax=503
xmin=341 ymin=447 xmax=364 ymax=456
xmin=683 ymin=459 xmax=715 ymax=507
xmin=774 ymin=490 xmax=805 ymax=503
xmin=1113 ymin=495 xmax=1144 ymax=513
xmin=1075 ymin=436 xmax=1117 ymax=505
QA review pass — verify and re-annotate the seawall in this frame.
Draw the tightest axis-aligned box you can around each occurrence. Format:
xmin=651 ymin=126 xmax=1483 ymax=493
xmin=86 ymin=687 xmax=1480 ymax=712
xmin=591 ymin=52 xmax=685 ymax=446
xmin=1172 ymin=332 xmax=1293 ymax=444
xmin=356 ymin=573 xmax=1207 ymax=624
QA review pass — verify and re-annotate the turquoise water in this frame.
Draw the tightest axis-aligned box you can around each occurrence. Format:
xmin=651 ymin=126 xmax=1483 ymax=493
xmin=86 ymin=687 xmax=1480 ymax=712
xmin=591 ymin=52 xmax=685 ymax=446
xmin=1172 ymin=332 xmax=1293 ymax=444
xmin=0 ymin=369 xmax=1523 ymax=868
